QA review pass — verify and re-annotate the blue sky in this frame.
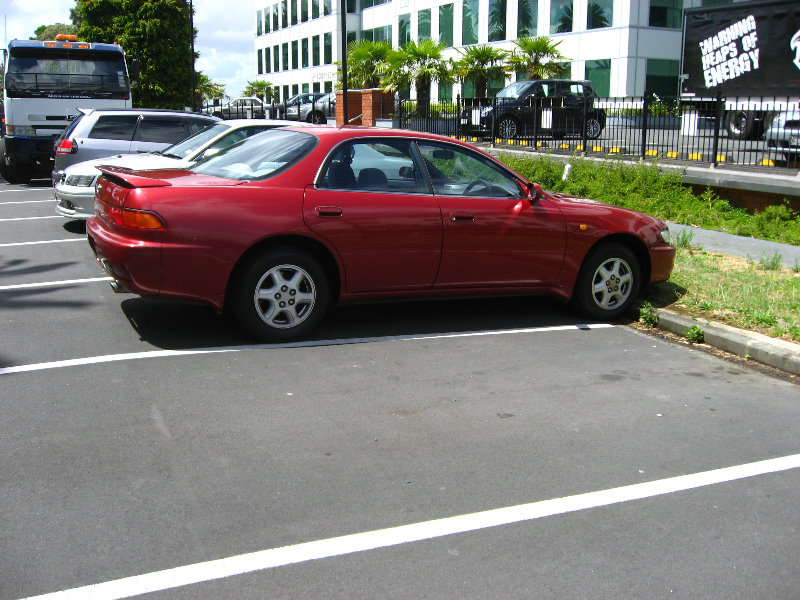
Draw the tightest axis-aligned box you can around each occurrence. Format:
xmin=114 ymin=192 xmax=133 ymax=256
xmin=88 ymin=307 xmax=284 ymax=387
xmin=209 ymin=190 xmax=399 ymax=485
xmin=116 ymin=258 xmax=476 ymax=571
xmin=2 ymin=0 xmax=254 ymax=99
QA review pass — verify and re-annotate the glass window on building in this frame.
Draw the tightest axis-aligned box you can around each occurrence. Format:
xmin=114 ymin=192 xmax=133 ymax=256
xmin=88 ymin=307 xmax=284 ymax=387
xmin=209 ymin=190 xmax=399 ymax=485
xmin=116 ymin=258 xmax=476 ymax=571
xmin=302 ymin=38 xmax=309 ymax=68
xmin=649 ymin=0 xmax=682 ymax=28
xmin=517 ymin=0 xmax=537 ymax=37
xmin=324 ymin=0 xmax=331 ymax=16
xmin=292 ymin=40 xmax=298 ymax=69
xmin=312 ymin=0 xmax=319 ymax=18
xmin=283 ymin=85 xmax=289 ymax=101
xmin=265 ymin=7 xmax=271 ymax=32
xmin=313 ymin=82 xmax=320 ymax=92
xmin=324 ymin=32 xmax=332 ymax=64
xmin=272 ymin=4 xmax=279 ymax=30
xmin=303 ymin=83 xmax=309 ymax=93
xmin=462 ymin=0 xmax=479 ymax=45
xmin=347 ymin=30 xmax=357 ymax=44
xmin=274 ymin=44 xmax=280 ymax=71
xmin=585 ymin=59 xmax=610 ymax=96
xmin=257 ymin=49 xmax=263 ymax=74
xmin=282 ymin=43 xmax=289 ymax=71
xmin=588 ymin=0 xmax=612 ymax=29
xmin=439 ymin=4 xmax=453 ymax=47
xmin=646 ymin=58 xmax=679 ymax=97
xmin=302 ymin=0 xmax=308 ymax=22
xmin=418 ymin=9 xmax=431 ymax=40
xmin=488 ymin=0 xmax=506 ymax=42
xmin=292 ymin=84 xmax=299 ymax=96
xmin=324 ymin=81 xmax=333 ymax=93
xmin=265 ymin=47 xmax=271 ymax=73
xmin=256 ymin=9 xmax=263 ymax=35
xmin=487 ymin=75 xmax=505 ymax=97
xmin=347 ymin=0 xmax=357 ymax=13
xmin=550 ymin=0 xmax=572 ymax=34
xmin=313 ymin=35 xmax=321 ymax=66
xmin=291 ymin=0 xmax=298 ymax=25
xmin=281 ymin=0 xmax=288 ymax=27
xmin=399 ymin=13 xmax=411 ymax=46
xmin=438 ymin=81 xmax=453 ymax=101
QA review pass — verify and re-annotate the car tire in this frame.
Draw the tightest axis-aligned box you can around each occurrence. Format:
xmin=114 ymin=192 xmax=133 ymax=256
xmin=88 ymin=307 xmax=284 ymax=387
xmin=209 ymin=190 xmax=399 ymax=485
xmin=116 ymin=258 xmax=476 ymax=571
xmin=725 ymin=110 xmax=753 ymax=140
xmin=307 ymin=111 xmax=326 ymax=124
xmin=0 ymin=163 xmax=31 ymax=185
xmin=585 ymin=117 xmax=603 ymax=140
xmin=497 ymin=117 xmax=519 ymax=139
xmin=572 ymin=243 xmax=640 ymax=320
xmin=231 ymin=249 xmax=329 ymax=342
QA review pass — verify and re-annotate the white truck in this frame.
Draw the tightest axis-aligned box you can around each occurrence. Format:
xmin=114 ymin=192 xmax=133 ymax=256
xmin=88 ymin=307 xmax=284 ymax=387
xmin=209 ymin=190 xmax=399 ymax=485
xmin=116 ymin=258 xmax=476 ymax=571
xmin=1 ymin=35 xmax=137 ymax=183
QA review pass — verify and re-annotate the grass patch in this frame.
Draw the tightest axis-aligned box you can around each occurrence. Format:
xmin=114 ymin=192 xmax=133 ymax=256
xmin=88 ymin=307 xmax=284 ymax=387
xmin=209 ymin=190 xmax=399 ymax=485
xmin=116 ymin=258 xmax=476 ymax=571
xmin=499 ymin=154 xmax=800 ymax=246
xmin=644 ymin=247 xmax=800 ymax=342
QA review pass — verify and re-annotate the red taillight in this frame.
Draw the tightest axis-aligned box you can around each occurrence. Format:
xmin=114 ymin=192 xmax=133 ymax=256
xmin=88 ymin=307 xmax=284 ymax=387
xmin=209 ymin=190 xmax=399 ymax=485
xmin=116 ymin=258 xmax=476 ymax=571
xmin=96 ymin=199 xmax=166 ymax=231
xmin=56 ymin=138 xmax=77 ymax=154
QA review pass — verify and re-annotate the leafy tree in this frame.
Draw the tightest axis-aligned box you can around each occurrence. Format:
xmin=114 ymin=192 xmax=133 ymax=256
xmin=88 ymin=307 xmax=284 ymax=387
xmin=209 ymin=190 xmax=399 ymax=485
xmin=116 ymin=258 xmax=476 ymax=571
xmin=74 ymin=0 xmax=196 ymax=109
xmin=381 ymin=39 xmax=453 ymax=110
xmin=454 ymin=45 xmax=507 ymax=98
xmin=505 ymin=36 xmax=570 ymax=80
xmin=243 ymin=80 xmax=276 ymax=103
xmin=31 ymin=23 xmax=79 ymax=40
xmin=346 ymin=39 xmax=392 ymax=88
xmin=195 ymin=72 xmax=226 ymax=106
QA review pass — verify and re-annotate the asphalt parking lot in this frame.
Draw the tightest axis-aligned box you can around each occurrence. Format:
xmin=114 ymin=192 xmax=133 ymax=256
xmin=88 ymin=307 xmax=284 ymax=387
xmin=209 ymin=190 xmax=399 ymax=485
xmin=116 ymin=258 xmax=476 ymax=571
xmin=2 ymin=180 xmax=799 ymax=599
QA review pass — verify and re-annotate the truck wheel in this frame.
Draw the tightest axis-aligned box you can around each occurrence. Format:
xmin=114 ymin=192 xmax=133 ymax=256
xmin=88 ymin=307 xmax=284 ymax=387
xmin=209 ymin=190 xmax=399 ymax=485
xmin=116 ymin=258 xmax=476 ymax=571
xmin=0 ymin=164 xmax=31 ymax=185
xmin=725 ymin=111 xmax=753 ymax=140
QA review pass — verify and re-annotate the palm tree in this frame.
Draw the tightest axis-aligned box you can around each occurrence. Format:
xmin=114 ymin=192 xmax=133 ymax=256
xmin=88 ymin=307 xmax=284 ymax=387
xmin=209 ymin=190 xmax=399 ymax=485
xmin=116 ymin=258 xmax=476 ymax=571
xmin=347 ymin=39 xmax=392 ymax=88
xmin=381 ymin=39 xmax=453 ymax=111
xmin=243 ymin=79 xmax=276 ymax=103
xmin=505 ymin=36 xmax=570 ymax=80
xmin=454 ymin=45 xmax=507 ymax=98
xmin=195 ymin=72 xmax=225 ymax=107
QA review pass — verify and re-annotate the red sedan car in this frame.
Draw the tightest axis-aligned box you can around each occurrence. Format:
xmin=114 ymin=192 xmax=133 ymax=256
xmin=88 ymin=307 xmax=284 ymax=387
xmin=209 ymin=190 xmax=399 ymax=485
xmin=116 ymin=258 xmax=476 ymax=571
xmin=87 ymin=126 xmax=675 ymax=342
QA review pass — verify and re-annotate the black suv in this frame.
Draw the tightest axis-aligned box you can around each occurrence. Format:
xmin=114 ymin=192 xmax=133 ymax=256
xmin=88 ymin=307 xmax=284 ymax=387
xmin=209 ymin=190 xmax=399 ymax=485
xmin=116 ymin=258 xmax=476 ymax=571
xmin=461 ymin=79 xmax=606 ymax=140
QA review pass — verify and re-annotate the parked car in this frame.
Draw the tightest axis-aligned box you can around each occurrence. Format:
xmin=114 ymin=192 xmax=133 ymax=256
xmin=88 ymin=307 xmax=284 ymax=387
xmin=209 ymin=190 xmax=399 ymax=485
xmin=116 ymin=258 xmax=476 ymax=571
xmin=279 ymin=92 xmax=325 ymax=120
xmin=52 ymin=108 xmax=218 ymax=177
xmin=54 ymin=119 xmax=296 ymax=220
xmin=87 ymin=126 xmax=674 ymax=342
xmin=286 ymin=91 xmax=336 ymax=124
xmin=763 ymin=109 xmax=800 ymax=162
xmin=461 ymin=79 xmax=607 ymax=140
xmin=205 ymin=97 xmax=266 ymax=119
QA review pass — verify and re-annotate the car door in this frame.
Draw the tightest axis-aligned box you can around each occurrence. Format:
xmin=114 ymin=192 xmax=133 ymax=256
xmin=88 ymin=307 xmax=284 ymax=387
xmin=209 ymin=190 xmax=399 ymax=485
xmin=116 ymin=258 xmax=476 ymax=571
xmin=554 ymin=81 xmax=585 ymax=134
xmin=303 ymin=138 xmax=443 ymax=293
xmin=415 ymin=141 xmax=566 ymax=288
xmin=130 ymin=116 xmax=192 ymax=154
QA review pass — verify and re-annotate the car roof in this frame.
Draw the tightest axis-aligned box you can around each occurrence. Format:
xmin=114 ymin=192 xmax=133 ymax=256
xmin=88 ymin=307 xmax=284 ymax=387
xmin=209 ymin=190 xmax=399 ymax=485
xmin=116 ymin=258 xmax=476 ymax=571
xmin=76 ymin=107 xmax=219 ymax=118
xmin=278 ymin=125 xmax=484 ymax=146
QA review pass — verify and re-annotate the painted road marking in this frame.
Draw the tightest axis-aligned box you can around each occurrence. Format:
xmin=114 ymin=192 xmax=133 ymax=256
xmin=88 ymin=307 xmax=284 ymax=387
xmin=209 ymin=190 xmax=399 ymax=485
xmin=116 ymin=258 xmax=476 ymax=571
xmin=24 ymin=453 xmax=800 ymax=600
xmin=0 ymin=324 xmax=614 ymax=375
xmin=0 ymin=277 xmax=112 ymax=292
xmin=0 ymin=215 xmax=62 ymax=221
xmin=0 ymin=199 xmax=54 ymax=204
xmin=0 ymin=239 xmax=84 ymax=247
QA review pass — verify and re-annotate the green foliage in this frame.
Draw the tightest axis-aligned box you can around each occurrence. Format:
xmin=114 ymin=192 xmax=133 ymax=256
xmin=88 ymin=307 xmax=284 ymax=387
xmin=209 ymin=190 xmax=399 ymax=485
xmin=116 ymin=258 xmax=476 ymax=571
xmin=759 ymin=251 xmax=783 ymax=271
xmin=683 ymin=325 xmax=705 ymax=344
xmin=505 ymin=37 xmax=570 ymax=80
xmin=347 ymin=40 xmax=392 ymax=88
xmin=638 ymin=302 xmax=659 ymax=327
xmin=498 ymin=154 xmax=800 ymax=246
xmin=454 ymin=45 xmax=507 ymax=98
xmin=673 ymin=230 xmax=696 ymax=249
xmin=196 ymin=72 xmax=225 ymax=103
xmin=381 ymin=39 xmax=453 ymax=104
xmin=76 ymin=0 xmax=196 ymax=109
xmin=243 ymin=80 xmax=276 ymax=103
xmin=31 ymin=23 xmax=79 ymax=40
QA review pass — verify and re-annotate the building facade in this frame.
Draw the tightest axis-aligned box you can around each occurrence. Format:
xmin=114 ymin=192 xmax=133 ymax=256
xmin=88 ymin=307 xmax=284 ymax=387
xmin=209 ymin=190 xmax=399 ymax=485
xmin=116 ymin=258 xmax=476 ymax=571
xmin=253 ymin=0 xmax=729 ymax=102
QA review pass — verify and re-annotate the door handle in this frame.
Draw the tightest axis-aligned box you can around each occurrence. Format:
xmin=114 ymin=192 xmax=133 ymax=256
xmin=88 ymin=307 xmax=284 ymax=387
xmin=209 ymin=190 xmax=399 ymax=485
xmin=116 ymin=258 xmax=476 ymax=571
xmin=315 ymin=206 xmax=342 ymax=218
xmin=450 ymin=211 xmax=474 ymax=222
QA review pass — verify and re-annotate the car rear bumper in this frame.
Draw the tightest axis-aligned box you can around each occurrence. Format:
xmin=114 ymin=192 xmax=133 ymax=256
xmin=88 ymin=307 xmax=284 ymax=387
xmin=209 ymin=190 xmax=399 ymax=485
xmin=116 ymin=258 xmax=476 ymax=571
xmin=86 ymin=217 xmax=162 ymax=295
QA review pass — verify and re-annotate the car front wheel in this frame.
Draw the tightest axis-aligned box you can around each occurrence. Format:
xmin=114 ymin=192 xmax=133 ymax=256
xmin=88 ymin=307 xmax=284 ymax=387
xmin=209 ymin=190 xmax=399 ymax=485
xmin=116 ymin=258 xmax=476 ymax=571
xmin=497 ymin=117 xmax=519 ymax=139
xmin=585 ymin=117 xmax=603 ymax=140
xmin=572 ymin=243 xmax=640 ymax=320
xmin=231 ymin=249 xmax=329 ymax=342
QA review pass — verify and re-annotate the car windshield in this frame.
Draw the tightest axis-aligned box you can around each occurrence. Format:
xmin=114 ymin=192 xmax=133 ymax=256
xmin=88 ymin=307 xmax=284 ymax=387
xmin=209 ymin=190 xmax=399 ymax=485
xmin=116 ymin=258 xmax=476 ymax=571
xmin=160 ymin=123 xmax=230 ymax=159
xmin=191 ymin=129 xmax=317 ymax=181
xmin=496 ymin=81 xmax=535 ymax=99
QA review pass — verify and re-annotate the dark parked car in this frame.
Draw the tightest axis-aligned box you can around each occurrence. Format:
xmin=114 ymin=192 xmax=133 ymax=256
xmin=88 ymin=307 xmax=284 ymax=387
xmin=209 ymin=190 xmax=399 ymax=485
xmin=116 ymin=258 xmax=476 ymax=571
xmin=87 ymin=127 xmax=674 ymax=342
xmin=53 ymin=108 xmax=218 ymax=176
xmin=461 ymin=79 xmax=607 ymax=140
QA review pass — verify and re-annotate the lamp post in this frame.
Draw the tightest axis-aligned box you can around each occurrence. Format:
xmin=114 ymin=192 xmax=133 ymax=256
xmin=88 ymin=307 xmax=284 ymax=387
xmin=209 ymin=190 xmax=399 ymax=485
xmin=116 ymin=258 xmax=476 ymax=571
xmin=340 ymin=0 xmax=347 ymax=123
xmin=190 ymin=0 xmax=196 ymax=111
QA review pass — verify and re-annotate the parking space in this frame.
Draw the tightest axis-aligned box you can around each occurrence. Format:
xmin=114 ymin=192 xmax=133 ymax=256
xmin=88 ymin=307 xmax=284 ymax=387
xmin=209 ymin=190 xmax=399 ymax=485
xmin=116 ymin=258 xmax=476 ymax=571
xmin=2 ymin=178 xmax=799 ymax=599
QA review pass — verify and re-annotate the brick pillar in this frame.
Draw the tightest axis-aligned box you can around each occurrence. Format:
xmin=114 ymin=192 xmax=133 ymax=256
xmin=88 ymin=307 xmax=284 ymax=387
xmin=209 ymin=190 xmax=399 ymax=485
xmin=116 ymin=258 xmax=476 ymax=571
xmin=335 ymin=90 xmax=362 ymax=126
xmin=361 ymin=89 xmax=396 ymax=126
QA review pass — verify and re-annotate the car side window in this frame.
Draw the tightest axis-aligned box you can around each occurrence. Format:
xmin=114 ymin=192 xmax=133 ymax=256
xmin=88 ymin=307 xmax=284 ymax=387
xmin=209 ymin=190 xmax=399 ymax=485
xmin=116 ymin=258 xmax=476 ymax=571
xmin=87 ymin=115 xmax=139 ymax=140
xmin=187 ymin=119 xmax=212 ymax=135
xmin=416 ymin=141 xmax=523 ymax=198
xmin=318 ymin=139 xmax=425 ymax=193
xmin=134 ymin=117 xmax=188 ymax=144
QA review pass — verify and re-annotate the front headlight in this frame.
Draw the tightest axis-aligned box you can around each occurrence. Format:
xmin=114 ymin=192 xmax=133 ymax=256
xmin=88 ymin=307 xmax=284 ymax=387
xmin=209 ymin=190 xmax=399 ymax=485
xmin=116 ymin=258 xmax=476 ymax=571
xmin=659 ymin=227 xmax=672 ymax=246
xmin=65 ymin=174 xmax=97 ymax=187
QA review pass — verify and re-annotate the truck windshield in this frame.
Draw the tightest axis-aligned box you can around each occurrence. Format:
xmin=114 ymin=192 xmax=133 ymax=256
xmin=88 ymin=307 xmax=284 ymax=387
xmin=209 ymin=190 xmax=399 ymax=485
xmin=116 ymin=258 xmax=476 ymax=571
xmin=5 ymin=47 xmax=129 ymax=99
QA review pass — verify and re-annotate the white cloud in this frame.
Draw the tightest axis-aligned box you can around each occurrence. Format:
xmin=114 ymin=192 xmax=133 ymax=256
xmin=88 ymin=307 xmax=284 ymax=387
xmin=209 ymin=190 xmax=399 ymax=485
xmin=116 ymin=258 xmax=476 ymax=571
xmin=2 ymin=0 xmax=255 ymax=102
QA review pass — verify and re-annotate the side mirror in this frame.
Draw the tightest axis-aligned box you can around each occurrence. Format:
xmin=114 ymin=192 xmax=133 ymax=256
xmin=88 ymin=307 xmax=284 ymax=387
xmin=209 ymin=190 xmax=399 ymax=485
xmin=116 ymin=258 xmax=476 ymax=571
xmin=528 ymin=182 xmax=542 ymax=201
xmin=399 ymin=165 xmax=415 ymax=181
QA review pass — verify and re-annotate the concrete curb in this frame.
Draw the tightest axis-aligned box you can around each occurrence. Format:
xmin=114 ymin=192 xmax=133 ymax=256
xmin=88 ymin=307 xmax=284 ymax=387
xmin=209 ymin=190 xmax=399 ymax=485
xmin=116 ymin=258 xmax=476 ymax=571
xmin=655 ymin=308 xmax=800 ymax=376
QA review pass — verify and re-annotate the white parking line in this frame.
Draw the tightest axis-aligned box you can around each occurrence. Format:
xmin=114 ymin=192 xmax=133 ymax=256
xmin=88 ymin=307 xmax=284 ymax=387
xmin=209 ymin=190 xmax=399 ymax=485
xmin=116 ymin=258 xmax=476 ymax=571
xmin=23 ymin=453 xmax=800 ymax=600
xmin=0 ymin=324 xmax=613 ymax=375
xmin=0 ymin=215 xmax=62 ymax=221
xmin=0 ymin=239 xmax=84 ymax=247
xmin=0 ymin=199 xmax=54 ymax=204
xmin=0 ymin=277 xmax=112 ymax=292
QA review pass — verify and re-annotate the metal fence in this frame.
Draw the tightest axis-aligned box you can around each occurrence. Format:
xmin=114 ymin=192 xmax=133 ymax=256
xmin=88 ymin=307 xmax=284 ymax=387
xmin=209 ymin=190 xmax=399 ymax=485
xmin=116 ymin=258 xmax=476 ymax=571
xmin=396 ymin=94 xmax=800 ymax=170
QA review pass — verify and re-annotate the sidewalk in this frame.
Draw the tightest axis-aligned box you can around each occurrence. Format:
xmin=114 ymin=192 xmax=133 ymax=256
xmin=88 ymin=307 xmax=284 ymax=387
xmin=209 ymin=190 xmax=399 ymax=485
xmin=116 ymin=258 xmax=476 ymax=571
xmin=653 ymin=225 xmax=800 ymax=376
